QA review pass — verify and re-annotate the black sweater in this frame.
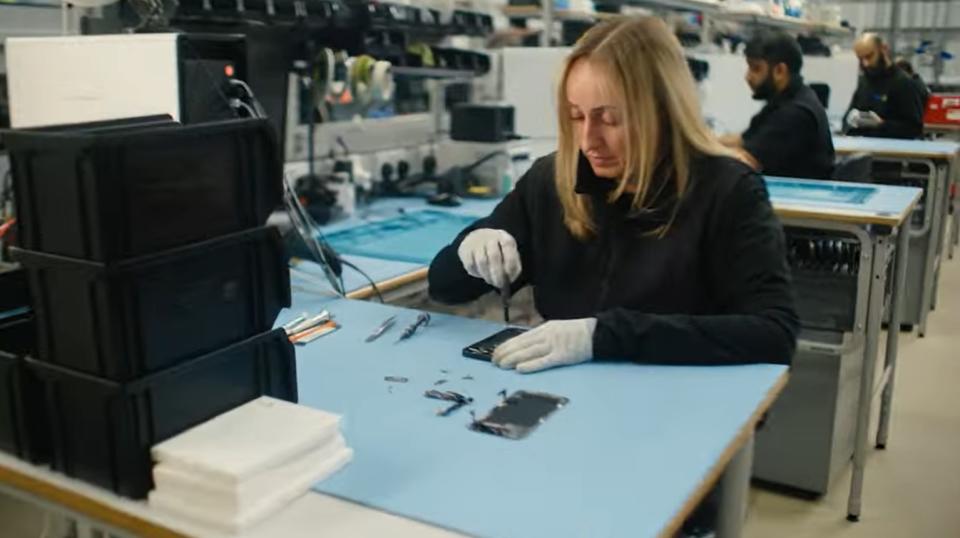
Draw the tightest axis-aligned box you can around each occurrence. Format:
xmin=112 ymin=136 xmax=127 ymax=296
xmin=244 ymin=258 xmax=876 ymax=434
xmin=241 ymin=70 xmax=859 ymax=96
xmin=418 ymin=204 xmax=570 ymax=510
xmin=843 ymin=66 xmax=924 ymax=139
xmin=742 ymin=77 xmax=835 ymax=180
xmin=429 ymin=153 xmax=799 ymax=366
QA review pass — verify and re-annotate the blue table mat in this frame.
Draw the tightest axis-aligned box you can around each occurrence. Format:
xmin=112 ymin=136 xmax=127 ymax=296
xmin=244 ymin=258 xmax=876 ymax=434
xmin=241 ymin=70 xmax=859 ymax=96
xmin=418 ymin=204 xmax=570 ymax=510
xmin=767 ymin=180 xmax=876 ymax=204
xmin=765 ymin=176 xmax=921 ymax=218
xmin=284 ymin=297 xmax=787 ymax=538
xmin=324 ymin=210 xmax=481 ymax=265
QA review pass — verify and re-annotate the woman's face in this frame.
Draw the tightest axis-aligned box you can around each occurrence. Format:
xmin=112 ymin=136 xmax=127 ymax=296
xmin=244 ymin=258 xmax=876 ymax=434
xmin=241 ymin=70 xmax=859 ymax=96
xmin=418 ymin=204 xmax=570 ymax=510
xmin=565 ymin=59 xmax=627 ymax=179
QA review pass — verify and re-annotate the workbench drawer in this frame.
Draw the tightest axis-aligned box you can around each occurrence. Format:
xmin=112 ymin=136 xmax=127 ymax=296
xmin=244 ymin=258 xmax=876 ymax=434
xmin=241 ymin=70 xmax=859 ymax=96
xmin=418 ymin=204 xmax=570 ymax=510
xmin=0 ymin=316 xmax=49 ymax=463
xmin=12 ymin=226 xmax=290 ymax=381
xmin=26 ymin=328 xmax=298 ymax=499
xmin=4 ymin=116 xmax=282 ymax=262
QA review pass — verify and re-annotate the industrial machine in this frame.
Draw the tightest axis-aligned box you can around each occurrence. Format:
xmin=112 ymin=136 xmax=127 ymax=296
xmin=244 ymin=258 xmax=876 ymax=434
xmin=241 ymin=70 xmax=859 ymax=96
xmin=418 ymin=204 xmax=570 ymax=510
xmin=5 ymin=33 xmax=250 ymax=128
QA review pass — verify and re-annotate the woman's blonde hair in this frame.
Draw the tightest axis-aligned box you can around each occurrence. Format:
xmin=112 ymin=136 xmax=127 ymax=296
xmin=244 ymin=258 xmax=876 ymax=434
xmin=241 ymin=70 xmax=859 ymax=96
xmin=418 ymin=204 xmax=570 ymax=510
xmin=555 ymin=16 xmax=734 ymax=239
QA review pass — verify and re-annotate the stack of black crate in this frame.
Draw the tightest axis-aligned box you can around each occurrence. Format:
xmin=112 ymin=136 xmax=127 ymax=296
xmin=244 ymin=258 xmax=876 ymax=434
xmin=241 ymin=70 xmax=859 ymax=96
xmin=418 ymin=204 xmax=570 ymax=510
xmin=0 ymin=116 xmax=298 ymax=498
xmin=0 ymin=264 xmax=47 ymax=464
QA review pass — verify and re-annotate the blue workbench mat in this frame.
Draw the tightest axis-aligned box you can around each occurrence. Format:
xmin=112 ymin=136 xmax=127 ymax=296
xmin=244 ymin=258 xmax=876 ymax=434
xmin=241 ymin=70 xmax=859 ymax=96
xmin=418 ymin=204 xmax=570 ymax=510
xmin=767 ymin=180 xmax=876 ymax=204
xmin=765 ymin=176 xmax=921 ymax=219
xmin=285 ymin=297 xmax=787 ymax=538
xmin=323 ymin=210 xmax=480 ymax=265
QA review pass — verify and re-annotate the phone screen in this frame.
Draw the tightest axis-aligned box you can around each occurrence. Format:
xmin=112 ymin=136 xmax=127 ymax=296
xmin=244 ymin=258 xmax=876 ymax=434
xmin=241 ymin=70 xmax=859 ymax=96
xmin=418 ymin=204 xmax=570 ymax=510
xmin=469 ymin=390 xmax=569 ymax=440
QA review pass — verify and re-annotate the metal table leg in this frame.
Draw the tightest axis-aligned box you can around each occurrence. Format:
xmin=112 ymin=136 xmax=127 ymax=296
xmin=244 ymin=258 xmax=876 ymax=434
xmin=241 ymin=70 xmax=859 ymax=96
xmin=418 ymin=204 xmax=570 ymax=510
xmin=918 ymin=165 xmax=946 ymax=337
xmin=876 ymin=224 xmax=910 ymax=450
xmin=950 ymin=157 xmax=958 ymax=260
xmin=847 ymin=233 xmax=889 ymax=521
xmin=950 ymin=199 xmax=958 ymax=260
xmin=716 ymin=435 xmax=755 ymax=538
xmin=931 ymin=164 xmax=953 ymax=310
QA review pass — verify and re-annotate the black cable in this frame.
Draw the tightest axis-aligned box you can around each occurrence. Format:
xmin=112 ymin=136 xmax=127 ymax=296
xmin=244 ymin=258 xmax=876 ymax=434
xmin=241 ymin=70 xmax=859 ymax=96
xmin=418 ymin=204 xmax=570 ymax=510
xmin=340 ymin=258 xmax=385 ymax=303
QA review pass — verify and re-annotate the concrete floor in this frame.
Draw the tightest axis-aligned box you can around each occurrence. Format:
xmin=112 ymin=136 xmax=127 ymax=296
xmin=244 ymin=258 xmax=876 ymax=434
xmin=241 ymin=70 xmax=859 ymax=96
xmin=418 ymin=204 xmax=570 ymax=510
xmin=2 ymin=245 xmax=960 ymax=538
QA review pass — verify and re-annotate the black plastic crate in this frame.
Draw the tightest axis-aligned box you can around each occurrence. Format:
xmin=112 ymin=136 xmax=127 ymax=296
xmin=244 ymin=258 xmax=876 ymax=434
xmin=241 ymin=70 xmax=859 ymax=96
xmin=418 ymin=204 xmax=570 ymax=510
xmin=27 ymin=328 xmax=298 ymax=499
xmin=0 ymin=265 xmax=29 ymax=315
xmin=4 ymin=116 xmax=282 ymax=261
xmin=0 ymin=316 xmax=49 ymax=462
xmin=12 ymin=227 xmax=290 ymax=381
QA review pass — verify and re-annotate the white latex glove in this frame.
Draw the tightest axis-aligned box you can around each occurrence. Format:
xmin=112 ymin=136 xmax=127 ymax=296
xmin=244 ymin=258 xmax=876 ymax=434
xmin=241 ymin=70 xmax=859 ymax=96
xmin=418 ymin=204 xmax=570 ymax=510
xmin=845 ymin=109 xmax=861 ymax=128
xmin=457 ymin=229 xmax=522 ymax=289
xmin=859 ymin=110 xmax=883 ymax=128
xmin=492 ymin=318 xmax=597 ymax=374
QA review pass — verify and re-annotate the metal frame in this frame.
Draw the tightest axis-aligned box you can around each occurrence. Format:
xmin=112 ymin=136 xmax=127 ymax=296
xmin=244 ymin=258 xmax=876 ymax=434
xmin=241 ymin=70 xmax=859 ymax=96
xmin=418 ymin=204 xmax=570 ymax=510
xmin=868 ymin=155 xmax=948 ymax=338
xmin=785 ymin=218 xmax=873 ymax=357
xmin=918 ymin=162 xmax=950 ymax=336
xmin=930 ymin=154 xmax=958 ymax=301
xmin=780 ymin=214 xmax=910 ymax=521
xmin=716 ymin=435 xmax=755 ymax=538
xmin=847 ymin=222 xmax=910 ymax=521
xmin=871 ymin=157 xmax=937 ymax=238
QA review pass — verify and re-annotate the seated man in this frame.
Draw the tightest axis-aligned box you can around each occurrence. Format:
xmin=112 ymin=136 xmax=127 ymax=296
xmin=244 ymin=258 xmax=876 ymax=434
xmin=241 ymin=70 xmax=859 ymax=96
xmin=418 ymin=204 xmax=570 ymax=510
xmin=720 ymin=31 xmax=835 ymax=179
xmin=844 ymin=33 xmax=924 ymax=139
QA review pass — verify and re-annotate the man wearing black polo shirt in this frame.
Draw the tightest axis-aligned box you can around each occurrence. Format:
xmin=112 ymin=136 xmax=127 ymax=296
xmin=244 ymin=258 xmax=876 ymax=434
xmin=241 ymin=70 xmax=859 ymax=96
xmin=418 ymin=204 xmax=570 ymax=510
xmin=843 ymin=33 xmax=924 ymax=139
xmin=720 ymin=31 xmax=835 ymax=179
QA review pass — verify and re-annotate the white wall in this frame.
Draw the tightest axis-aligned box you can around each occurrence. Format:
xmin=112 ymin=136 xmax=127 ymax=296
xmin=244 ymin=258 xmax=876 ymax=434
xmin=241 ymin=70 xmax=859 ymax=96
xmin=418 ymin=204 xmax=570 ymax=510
xmin=502 ymin=46 xmax=860 ymax=139
xmin=501 ymin=47 xmax=570 ymax=139
xmin=840 ymin=1 xmax=960 ymax=81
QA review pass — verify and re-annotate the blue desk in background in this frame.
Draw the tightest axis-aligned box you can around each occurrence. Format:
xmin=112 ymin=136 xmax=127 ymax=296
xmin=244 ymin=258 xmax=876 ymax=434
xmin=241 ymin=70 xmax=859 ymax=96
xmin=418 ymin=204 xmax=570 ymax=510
xmin=304 ymin=199 xmax=499 ymax=302
xmin=759 ymin=176 xmax=920 ymax=520
xmin=833 ymin=135 xmax=960 ymax=337
xmin=284 ymin=294 xmax=788 ymax=538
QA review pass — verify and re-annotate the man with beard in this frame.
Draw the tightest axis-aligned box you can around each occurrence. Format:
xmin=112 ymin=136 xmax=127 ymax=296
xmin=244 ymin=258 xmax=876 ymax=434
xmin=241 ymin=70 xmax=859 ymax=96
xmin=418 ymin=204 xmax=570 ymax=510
xmin=720 ymin=31 xmax=835 ymax=179
xmin=844 ymin=33 xmax=924 ymax=139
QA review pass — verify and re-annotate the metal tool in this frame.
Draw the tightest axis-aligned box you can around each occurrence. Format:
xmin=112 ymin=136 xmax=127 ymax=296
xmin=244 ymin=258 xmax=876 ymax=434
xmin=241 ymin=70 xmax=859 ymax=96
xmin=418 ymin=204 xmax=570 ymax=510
xmin=424 ymin=390 xmax=473 ymax=417
xmin=498 ymin=243 xmax=511 ymax=323
xmin=281 ymin=314 xmax=308 ymax=333
xmin=285 ymin=311 xmax=331 ymax=335
xmin=289 ymin=320 xmax=339 ymax=344
xmin=396 ymin=312 xmax=431 ymax=343
xmin=365 ymin=315 xmax=397 ymax=343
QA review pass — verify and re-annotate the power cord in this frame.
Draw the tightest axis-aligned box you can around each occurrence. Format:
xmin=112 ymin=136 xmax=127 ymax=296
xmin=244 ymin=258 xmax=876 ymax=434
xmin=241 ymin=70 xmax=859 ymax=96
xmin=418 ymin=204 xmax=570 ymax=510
xmin=340 ymin=257 xmax=385 ymax=303
xmin=283 ymin=175 xmax=346 ymax=296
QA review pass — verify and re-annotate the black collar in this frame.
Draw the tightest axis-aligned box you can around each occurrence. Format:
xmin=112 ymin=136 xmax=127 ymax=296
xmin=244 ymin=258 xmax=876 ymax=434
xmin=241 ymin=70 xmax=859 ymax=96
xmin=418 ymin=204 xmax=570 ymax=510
xmin=574 ymin=152 xmax=617 ymax=196
xmin=769 ymin=75 xmax=805 ymax=105
xmin=571 ymin=151 xmax=681 ymax=229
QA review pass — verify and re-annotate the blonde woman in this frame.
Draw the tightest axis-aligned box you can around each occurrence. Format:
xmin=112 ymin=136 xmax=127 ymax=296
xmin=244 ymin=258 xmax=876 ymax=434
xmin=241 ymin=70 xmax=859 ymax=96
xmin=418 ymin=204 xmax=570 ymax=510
xmin=429 ymin=16 xmax=798 ymax=374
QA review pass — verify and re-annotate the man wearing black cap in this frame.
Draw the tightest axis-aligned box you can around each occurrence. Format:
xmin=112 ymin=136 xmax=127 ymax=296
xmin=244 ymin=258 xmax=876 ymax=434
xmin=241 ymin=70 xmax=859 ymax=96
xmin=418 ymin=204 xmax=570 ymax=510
xmin=720 ymin=31 xmax=835 ymax=179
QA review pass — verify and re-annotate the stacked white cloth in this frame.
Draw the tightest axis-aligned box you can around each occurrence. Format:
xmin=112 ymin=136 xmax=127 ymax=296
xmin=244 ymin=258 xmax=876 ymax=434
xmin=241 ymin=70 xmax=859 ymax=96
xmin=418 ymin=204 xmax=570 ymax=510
xmin=148 ymin=396 xmax=353 ymax=533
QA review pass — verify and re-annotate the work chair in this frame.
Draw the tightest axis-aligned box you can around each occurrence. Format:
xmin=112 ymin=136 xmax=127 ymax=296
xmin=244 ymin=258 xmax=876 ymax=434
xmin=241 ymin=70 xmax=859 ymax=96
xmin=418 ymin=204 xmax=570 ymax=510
xmin=831 ymin=152 xmax=873 ymax=183
xmin=809 ymin=83 xmax=830 ymax=109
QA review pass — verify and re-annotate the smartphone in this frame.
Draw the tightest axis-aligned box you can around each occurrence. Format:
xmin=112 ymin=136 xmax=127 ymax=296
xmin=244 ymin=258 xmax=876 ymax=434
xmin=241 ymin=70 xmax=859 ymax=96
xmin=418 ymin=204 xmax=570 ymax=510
xmin=469 ymin=390 xmax=569 ymax=440
xmin=462 ymin=327 xmax=528 ymax=361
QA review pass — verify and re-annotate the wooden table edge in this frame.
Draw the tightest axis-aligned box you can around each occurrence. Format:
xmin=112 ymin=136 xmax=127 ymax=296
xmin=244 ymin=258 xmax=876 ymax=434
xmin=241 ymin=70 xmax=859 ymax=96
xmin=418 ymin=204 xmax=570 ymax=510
xmin=0 ymin=462 xmax=187 ymax=538
xmin=657 ymin=369 xmax=791 ymax=538
xmin=834 ymin=146 xmax=960 ymax=161
xmin=773 ymin=195 xmax=920 ymax=227
xmin=345 ymin=267 xmax=430 ymax=300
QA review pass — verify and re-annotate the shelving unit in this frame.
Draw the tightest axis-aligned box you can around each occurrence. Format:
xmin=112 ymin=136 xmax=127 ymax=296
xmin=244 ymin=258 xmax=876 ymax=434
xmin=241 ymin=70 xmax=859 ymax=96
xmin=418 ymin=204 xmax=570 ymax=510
xmin=503 ymin=0 xmax=851 ymax=47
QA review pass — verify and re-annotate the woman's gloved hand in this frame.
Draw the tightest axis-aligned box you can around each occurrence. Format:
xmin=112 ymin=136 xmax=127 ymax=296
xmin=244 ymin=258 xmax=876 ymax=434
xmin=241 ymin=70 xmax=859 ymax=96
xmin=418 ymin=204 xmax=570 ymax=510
xmin=457 ymin=229 xmax=522 ymax=289
xmin=492 ymin=318 xmax=597 ymax=374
